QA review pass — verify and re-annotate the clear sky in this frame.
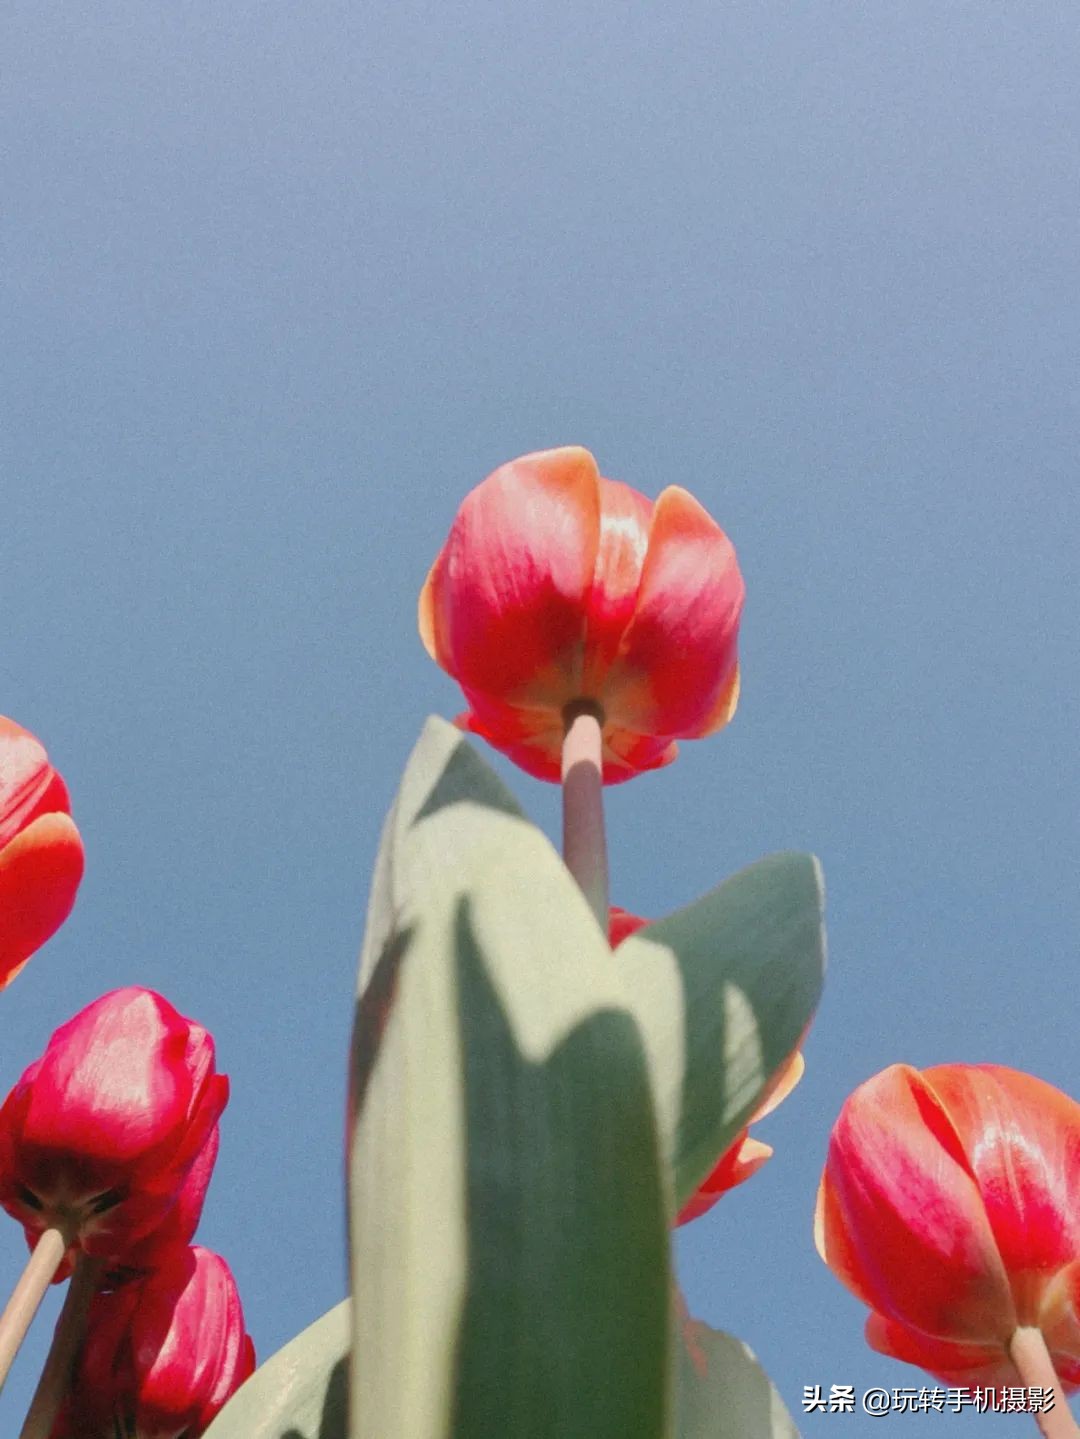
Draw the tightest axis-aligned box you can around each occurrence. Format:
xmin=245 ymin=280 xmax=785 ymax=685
xmin=2 ymin=2 xmax=1079 ymax=1433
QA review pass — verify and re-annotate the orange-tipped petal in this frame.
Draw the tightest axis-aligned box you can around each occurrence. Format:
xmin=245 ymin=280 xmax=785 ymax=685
xmin=603 ymin=486 xmax=743 ymax=737
xmin=0 ymin=717 xmax=73 ymax=848
xmin=420 ymin=447 xmax=601 ymax=707
xmin=749 ymin=1050 xmax=805 ymax=1124
xmin=699 ymin=662 xmax=741 ymax=738
xmin=815 ymin=1064 xmax=1016 ymax=1344
xmin=677 ymin=1135 xmax=773 ymax=1225
xmin=0 ymin=812 xmax=84 ymax=988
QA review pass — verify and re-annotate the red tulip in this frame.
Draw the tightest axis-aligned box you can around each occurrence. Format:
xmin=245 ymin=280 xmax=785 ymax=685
xmin=0 ymin=716 xmax=84 ymax=988
xmin=52 ymin=1245 xmax=254 ymax=1438
xmin=815 ymin=1063 xmax=1080 ymax=1389
xmin=610 ymin=907 xmax=803 ymax=1223
xmin=419 ymin=447 xmax=744 ymax=783
xmin=0 ymin=988 xmax=228 ymax=1271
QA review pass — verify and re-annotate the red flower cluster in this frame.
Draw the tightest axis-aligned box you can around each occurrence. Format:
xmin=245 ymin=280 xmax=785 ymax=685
xmin=0 ymin=720 xmax=252 ymax=1432
xmin=0 ymin=988 xmax=252 ymax=1434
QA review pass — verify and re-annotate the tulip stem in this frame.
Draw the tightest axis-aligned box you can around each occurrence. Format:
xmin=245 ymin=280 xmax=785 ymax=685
xmin=1009 ymin=1326 xmax=1080 ymax=1439
xmin=561 ymin=703 xmax=609 ymax=933
xmin=19 ymin=1251 xmax=103 ymax=1439
xmin=0 ymin=1228 xmax=69 ymax=1394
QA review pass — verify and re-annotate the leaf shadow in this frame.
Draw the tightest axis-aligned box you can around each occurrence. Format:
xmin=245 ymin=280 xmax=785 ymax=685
xmin=411 ymin=727 xmax=523 ymax=828
xmin=278 ymin=1351 xmax=346 ymax=1439
xmin=450 ymin=897 xmax=669 ymax=1439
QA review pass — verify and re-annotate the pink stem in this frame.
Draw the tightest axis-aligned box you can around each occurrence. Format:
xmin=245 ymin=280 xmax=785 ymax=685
xmin=19 ymin=1251 xmax=103 ymax=1439
xmin=0 ymin=1228 xmax=68 ymax=1393
xmin=1008 ymin=1326 xmax=1080 ymax=1439
xmin=561 ymin=703 xmax=609 ymax=932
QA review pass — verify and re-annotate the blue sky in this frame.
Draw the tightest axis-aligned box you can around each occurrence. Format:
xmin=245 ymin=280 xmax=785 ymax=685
xmin=2 ymin=2 xmax=1079 ymax=1432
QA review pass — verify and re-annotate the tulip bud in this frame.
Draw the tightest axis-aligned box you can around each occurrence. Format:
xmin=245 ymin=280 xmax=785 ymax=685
xmin=0 ymin=716 xmax=85 ymax=988
xmin=609 ymin=907 xmax=803 ymax=1223
xmin=816 ymin=1063 xmax=1080 ymax=1389
xmin=52 ymin=1245 xmax=254 ymax=1438
xmin=419 ymin=447 xmax=744 ymax=783
xmin=0 ymin=988 xmax=228 ymax=1272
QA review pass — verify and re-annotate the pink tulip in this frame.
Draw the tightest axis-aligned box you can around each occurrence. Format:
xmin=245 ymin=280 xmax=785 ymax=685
xmin=52 ymin=1245 xmax=254 ymax=1438
xmin=0 ymin=988 xmax=227 ymax=1271
xmin=816 ymin=1063 xmax=1080 ymax=1389
xmin=420 ymin=447 xmax=744 ymax=783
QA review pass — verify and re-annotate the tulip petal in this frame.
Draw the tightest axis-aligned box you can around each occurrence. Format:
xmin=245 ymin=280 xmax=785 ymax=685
xmin=869 ymin=1308 xmax=1080 ymax=1392
xmin=676 ymin=1135 xmax=773 ymax=1225
xmin=138 ymin=1249 xmax=235 ymax=1431
xmin=455 ymin=700 xmax=564 ymax=782
xmin=699 ymin=662 xmax=741 ymax=738
xmin=420 ymin=447 xmax=601 ymax=706
xmin=72 ymin=1245 xmax=254 ymax=1436
xmin=456 ymin=697 xmax=679 ymax=785
xmin=1039 ymin=1259 xmax=1080 ymax=1383
xmin=0 ymin=812 xmax=84 ymax=988
xmin=23 ymin=989 xmax=192 ymax=1161
xmin=600 ymin=725 xmax=679 ymax=783
xmin=0 ymin=717 xmax=72 ymax=849
xmin=749 ymin=1050 xmax=804 ymax=1124
xmin=923 ymin=1065 xmax=1080 ymax=1321
xmin=815 ymin=1064 xmax=1016 ymax=1343
xmin=109 ymin=1126 xmax=220 ymax=1281
xmin=602 ymin=486 xmax=743 ymax=736
xmin=865 ymin=1311 xmax=1018 ymax=1388
xmin=608 ymin=907 xmax=647 ymax=947
xmin=579 ymin=477 xmax=653 ymax=693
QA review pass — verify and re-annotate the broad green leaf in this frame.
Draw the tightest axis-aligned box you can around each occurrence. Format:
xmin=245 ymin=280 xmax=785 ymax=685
xmin=675 ymin=1298 xmax=799 ymax=1439
xmin=617 ymin=853 xmax=825 ymax=1208
xmin=348 ymin=717 xmax=670 ymax=1439
xmin=202 ymin=1301 xmax=348 ymax=1439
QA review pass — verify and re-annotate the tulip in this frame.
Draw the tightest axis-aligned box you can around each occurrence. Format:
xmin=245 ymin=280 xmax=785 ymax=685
xmin=816 ymin=1063 xmax=1080 ymax=1396
xmin=0 ymin=988 xmax=228 ymax=1271
xmin=0 ymin=716 xmax=84 ymax=988
xmin=419 ymin=447 xmax=744 ymax=784
xmin=610 ymin=907 xmax=803 ymax=1224
xmin=52 ymin=1244 xmax=255 ymax=1438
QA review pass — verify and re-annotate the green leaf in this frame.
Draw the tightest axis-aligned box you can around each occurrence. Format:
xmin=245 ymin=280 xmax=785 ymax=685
xmin=202 ymin=1301 xmax=348 ymax=1439
xmin=617 ymin=853 xmax=825 ymax=1209
xmin=675 ymin=1299 xmax=799 ymax=1439
xmin=348 ymin=717 xmax=671 ymax=1439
